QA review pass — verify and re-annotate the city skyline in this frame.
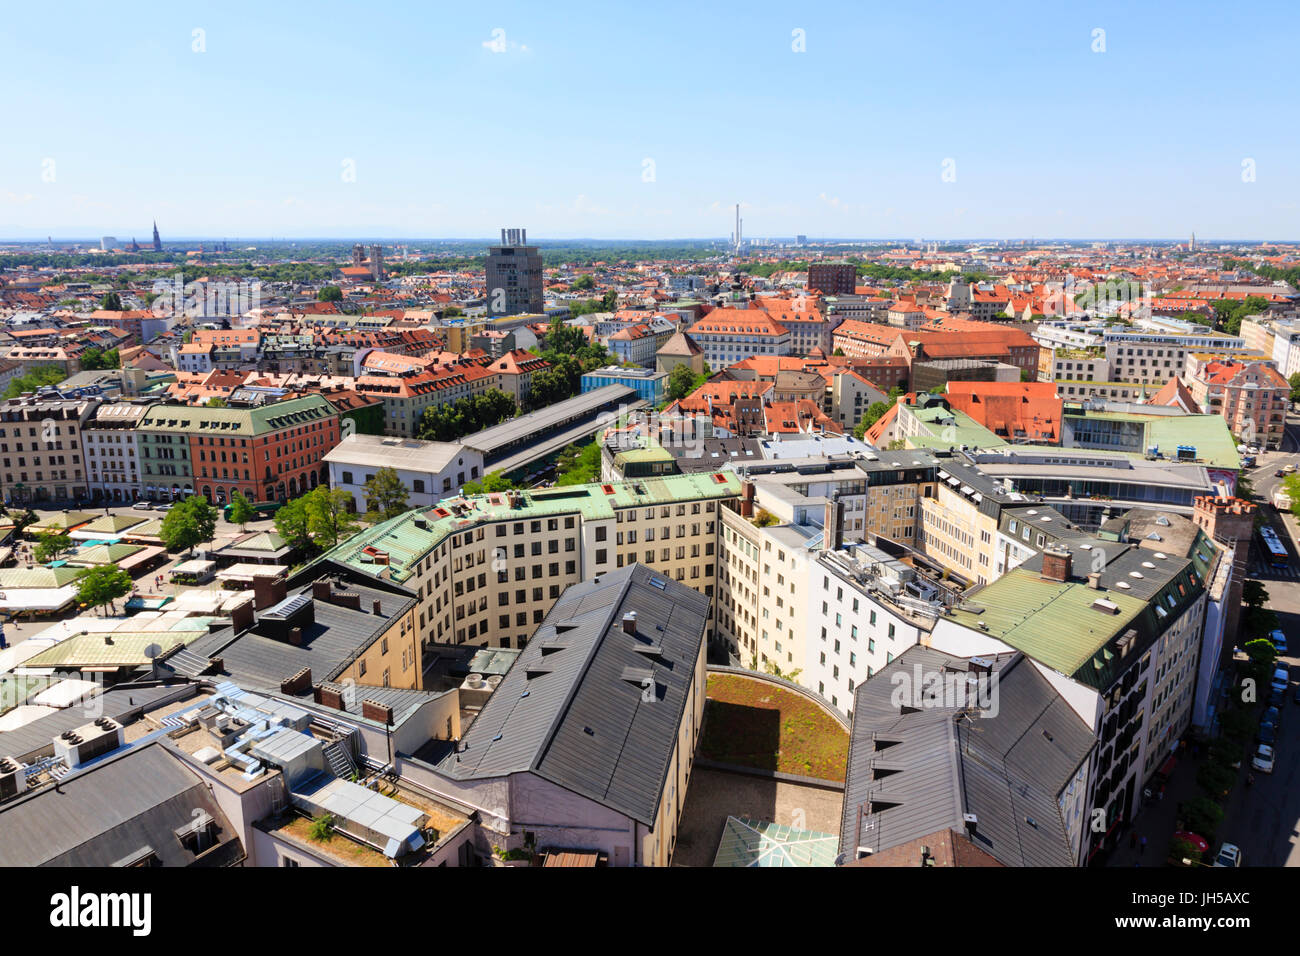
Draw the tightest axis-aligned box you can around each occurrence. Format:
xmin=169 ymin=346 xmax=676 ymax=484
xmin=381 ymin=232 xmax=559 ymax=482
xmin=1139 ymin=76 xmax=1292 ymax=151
xmin=3 ymin=0 xmax=1298 ymax=240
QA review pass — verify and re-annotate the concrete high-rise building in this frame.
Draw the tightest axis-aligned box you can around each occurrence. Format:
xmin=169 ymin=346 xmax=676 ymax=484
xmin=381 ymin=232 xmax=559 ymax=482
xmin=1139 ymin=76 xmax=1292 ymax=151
xmin=485 ymin=228 xmax=543 ymax=316
xmin=807 ymin=262 xmax=857 ymax=295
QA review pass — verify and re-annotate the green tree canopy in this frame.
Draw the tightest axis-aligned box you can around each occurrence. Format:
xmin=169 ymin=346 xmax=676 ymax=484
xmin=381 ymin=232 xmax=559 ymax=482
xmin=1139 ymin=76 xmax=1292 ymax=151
xmin=317 ymin=285 xmax=343 ymax=302
xmin=305 ymin=487 xmax=359 ymax=549
xmin=363 ymin=467 xmax=410 ymax=521
xmin=99 ymin=291 xmax=123 ymax=311
xmin=227 ymin=491 xmax=256 ymax=529
xmin=159 ymin=496 xmax=217 ymax=555
xmin=76 ymin=564 xmax=133 ymax=616
xmin=34 ymin=527 xmax=72 ymax=564
xmin=274 ymin=496 xmax=313 ymax=552
xmin=462 ymin=470 xmax=517 ymax=496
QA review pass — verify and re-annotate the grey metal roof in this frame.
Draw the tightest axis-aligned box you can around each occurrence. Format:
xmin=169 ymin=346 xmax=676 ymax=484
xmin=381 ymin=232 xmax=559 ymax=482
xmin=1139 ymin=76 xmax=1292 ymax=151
xmin=439 ymin=563 xmax=709 ymax=827
xmin=841 ymin=647 xmax=1094 ymax=867
xmin=172 ymin=581 xmax=415 ymax=693
xmin=0 ymin=741 xmax=243 ymax=867
xmin=0 ymin=683 xmax=189 ymax=763
xmin=460 ymin=385 xmax=636 ymax=455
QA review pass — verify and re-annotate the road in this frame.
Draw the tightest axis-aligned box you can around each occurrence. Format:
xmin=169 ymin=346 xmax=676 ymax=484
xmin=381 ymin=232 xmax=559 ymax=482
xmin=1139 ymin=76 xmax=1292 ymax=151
xmin=1214 ymin=411 xmax=1300 ymax=866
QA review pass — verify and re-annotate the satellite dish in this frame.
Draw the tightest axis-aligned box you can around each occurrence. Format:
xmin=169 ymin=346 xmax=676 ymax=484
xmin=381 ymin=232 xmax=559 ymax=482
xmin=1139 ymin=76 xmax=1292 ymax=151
xmin=144 ymin=643 xmax=163 ymax=661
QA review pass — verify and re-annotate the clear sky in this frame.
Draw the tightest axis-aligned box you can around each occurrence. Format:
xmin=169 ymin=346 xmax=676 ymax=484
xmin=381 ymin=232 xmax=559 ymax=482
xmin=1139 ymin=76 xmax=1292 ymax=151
xmin=3 ymin=0 xmax=1297 ymax=241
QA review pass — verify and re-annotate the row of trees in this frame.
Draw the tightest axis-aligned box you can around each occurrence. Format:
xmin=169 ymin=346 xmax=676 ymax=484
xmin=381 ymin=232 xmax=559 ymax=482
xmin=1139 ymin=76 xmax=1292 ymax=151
xmin=3 ymin=364 xmax=66 ymax=399
xmin=80 ymin=347 xmax=120 ymax=370
xmin=554 ymin=443 xmax=601 ymax=485
xmin=417 ymin=388 xmax=517 ymax=443
xmin=522 ymin=320 xmax=615 ymax=410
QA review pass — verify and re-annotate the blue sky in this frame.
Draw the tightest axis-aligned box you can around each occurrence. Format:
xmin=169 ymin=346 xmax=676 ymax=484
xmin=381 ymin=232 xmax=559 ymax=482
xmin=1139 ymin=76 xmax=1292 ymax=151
xmin=2 ymin=0 xmax=1297 ymax=240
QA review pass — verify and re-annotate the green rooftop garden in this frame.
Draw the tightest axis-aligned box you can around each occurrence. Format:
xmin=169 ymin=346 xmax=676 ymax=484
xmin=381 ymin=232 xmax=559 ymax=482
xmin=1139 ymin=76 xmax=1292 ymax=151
xmin=701 ymin=673 xmax=849 ymax=783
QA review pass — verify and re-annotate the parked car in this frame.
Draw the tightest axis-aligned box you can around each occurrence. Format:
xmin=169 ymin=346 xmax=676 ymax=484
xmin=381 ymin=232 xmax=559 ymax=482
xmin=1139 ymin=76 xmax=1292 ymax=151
xmin=1264 ymin=705 xmax=1282 ymax=727
xmin=1172 ymin=831 xmax=1209 ymax=854
xmin=1253 ymin=744 xmax=1275 ymax=773
xmin=1213 ymin=843 xmax=1243 ymax=867
xmin=1292 ymin=684 xmax=1300 ymax=705
xmin=1271 ymin=629 xmax=1288 ymax=655
xmin=1272 ymin=666 xmax=1290 ymax=694
xmin=1257 ymin=721 xmax=1276 ymax=746
xmin=132 ymin=501 xmax=153 ymax=511
xmin=1270 ymin=688 xmax=1286 ymax=708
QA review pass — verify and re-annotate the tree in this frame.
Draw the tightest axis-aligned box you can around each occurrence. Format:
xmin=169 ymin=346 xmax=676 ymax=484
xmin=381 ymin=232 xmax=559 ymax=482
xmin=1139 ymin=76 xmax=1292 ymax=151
xmin=34 ymin=527 xmax=72 ymax=564
xmin=363 ymin=467 xmax=410 ymax=520
xmin=99 ymin=292 xmax=122 ymax=311
xmin=462 ymin=470 xmax=516 ymax=496
xmin=160 ymin=495 xmax=217 ymax=556
xmin=3 ymin=364 xmax=66 ymax=399
xmin=556 ymin=443 xmax=601 ymax=486
xmin=227 ymin=491 xmax=256 ymax=530
xmin=305 ymin=487 xmax=359 ymax=549
xmin=274 ymin=496 xmax=313 ymax=552
xmin=76 ymin=565 xmax=133 ymax=616
xmin=569 ymin=275 xmax=594 ymax=291
xmin=1290 ymin=373 xmax=1300 ymax=405
xmin=665 ymin=364 xmax=701 ymax=403
xmin=833 ymin=347 xmax=845 ymax=356
xmin=10 ymin=509 xmax=37 ymax=536
xmin=317 ymin=285 xmax=343 ymax=302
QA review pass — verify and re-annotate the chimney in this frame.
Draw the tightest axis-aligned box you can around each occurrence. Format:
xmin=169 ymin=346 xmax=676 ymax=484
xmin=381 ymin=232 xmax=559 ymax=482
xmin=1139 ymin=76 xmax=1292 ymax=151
xmin=289 ymin=627 xmax=303 ymax=646
xmin=312 ymin=579 xmax=332 ymax=601
xmin=372 ymin=599 xmax=382 ymax=616
xmin=824 ymin=497 xmax=842 ymax=551
xmin=739 ymin=480 xmax=755 ymax=518
xmin=1087 ymin=572 xmax=1101 ymax=590
xmin=314 ymin=684 xmax=345 ymax=710
xmin=1040 ymin=546 xmax=1072 ymax=583
xmin=963 ymin=813 xmax=978 ymax=839
xmin=622 ymin=611 xmax=637 ymax=635
xmin=280 ymin=667 xmax=311 ymax=696
xmin=253 ymin=574 xmax=287 ymax=610
xmin=362 ymin=700 xmax=394 ymax=725
xmin=230 ymin=597 xmax=255 ymax=633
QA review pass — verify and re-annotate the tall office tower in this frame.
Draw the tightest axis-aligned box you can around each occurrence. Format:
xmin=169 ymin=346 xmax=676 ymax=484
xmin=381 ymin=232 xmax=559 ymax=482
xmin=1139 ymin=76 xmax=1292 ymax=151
xmin=152 ymin=221 xmax=162 ymax=252
xmin=485 ymin=228 xmax=544 ymax=316
xmin=369 ymin=244 xmax=385 ymax=281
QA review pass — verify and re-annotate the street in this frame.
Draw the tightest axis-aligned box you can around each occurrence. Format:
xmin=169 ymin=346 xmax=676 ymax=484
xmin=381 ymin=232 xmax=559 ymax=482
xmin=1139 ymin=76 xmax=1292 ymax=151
xmin=1213 ymin=411 xmax=1300 ymax=866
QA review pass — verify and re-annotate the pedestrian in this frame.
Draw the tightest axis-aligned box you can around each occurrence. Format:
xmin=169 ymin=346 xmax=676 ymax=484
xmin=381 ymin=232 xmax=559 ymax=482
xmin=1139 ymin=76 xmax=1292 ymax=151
xmin=1140 ymin=836 xmax=1147 ymax=855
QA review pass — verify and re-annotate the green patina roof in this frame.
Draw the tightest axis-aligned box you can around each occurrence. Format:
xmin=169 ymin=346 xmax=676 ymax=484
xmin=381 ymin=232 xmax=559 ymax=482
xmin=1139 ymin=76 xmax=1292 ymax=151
xmin=29 ymin=512 xmax=96 ymax=532
xmin=307 ymin=472 xmax=743 ymax=586
xmin=76 ymin=514 xmax=150 ymax=534
xmin=140 ymin=393 xmax=336 ymax=437
xmin=947 ymin=570 xmax=1148 ymax=679
xmin=67 ymin=542 xmax=144 ymax=565
xmin=615 ymin=446 xmax=675 ymax=465
xmin=23 ymin=630 xmax=207 ymax=669
xmin=906 ymin=405 xmax=1007 ymax=450
xmin=0 ymin=567 xmax=85 ymax=588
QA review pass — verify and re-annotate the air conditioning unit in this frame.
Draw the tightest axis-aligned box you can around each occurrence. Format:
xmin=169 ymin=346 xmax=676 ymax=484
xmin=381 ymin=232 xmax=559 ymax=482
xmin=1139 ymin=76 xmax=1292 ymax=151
xmin=0 ymin=757 xmax=28 ymax=800
xmin=53 ymin=718 xmax=124 ymax=769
